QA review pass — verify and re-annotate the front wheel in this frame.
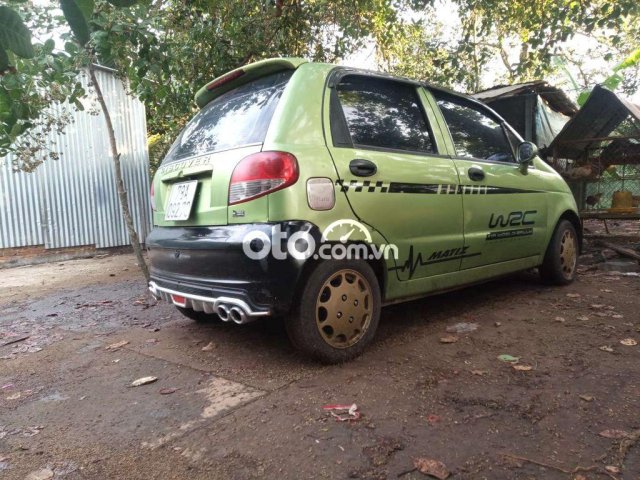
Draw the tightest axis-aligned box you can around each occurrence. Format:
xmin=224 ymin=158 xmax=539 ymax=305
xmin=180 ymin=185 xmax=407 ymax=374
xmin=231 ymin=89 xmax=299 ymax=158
xmin=285 ymin=260 xmax=381 ymax=364
xmin=539 ymin=219 xmax=578 ymax=285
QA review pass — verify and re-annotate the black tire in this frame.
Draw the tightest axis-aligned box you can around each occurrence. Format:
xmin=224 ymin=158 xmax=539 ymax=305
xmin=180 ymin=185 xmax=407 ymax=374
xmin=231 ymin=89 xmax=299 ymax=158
xmin=175 ymin=306 xmax=221 ymax=323
xmin=285 ymin=260 xmax=381 ymax=364
xmin=539 ymin=219 xmax=579 ymax=285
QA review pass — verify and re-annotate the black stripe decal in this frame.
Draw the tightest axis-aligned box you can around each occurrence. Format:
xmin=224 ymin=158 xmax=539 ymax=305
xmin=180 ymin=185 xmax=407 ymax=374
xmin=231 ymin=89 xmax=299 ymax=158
xmin=484 ymin=186 xmax=542 ymax=194
xmin=388 ymin=183 xmax=440 ymax=194
xmin=336 ymin=179 xmax=543 ymax=195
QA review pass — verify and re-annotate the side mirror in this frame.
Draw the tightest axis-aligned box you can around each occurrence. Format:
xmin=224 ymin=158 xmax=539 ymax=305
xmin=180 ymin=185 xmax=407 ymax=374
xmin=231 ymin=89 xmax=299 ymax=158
xmin=517 ymin=141 xmax=538 ymax=165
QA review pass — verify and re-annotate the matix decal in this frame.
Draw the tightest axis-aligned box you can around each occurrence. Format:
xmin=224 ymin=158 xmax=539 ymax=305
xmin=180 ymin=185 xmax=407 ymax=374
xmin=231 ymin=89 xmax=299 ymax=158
xmin=389 ymin=245 xmax=481 ymax=279
xmin=428 ymin=246 xmax=471 ymax=262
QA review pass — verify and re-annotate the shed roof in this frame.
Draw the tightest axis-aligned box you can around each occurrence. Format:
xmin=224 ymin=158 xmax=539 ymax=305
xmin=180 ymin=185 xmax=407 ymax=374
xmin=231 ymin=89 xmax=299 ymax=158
xmin=473 ymin=80 xmax=578 ymax=116
xmin=545 ymin=85 xmax=640 ymax=160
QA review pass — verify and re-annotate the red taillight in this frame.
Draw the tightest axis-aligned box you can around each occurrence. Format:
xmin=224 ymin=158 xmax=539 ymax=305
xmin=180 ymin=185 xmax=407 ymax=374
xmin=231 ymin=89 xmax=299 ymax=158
xmin=171 ymin=294 xmax=186 ymax=306
xmin=229 ymin=151 xmax=299 ymax=205
xmin=150 ymin=181 xmax=156 ymax=211
xmin=206 ymin=70 xmax=244 ymax=91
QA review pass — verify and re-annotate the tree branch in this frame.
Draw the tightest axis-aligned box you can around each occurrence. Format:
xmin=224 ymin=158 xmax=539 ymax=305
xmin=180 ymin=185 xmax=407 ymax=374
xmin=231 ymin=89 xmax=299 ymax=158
xmin=87 ymin=59 xmax=150 ymax=282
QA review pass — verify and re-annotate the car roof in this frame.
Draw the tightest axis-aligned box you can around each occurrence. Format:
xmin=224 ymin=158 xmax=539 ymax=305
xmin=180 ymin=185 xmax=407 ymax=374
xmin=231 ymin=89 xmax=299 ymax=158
xmin=195 ymin=58 xmax=510 ymax=127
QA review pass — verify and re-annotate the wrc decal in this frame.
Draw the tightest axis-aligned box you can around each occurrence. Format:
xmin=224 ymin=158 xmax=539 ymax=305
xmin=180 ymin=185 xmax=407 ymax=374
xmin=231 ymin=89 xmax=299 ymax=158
xmin=488 ymin=210 xmax=537 ymax=228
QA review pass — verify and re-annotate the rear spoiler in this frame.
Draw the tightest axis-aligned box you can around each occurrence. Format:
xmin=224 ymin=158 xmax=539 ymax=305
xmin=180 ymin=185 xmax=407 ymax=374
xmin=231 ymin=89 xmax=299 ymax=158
xmin=194 ymin=57 xmax=307 ymax=108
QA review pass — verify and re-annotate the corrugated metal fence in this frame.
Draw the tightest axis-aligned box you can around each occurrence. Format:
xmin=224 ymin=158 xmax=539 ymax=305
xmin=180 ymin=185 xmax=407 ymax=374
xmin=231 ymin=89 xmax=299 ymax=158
xmin=0 ymin=67 xmax=151 ymax=250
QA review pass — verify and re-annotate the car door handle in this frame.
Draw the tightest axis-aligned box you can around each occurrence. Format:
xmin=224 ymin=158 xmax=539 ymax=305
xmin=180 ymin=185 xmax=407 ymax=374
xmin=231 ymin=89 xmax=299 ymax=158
xmin=349 ymin=159 xmax=377 ymax=177
xmin=468 ymin=167 xmax=485 ymax=181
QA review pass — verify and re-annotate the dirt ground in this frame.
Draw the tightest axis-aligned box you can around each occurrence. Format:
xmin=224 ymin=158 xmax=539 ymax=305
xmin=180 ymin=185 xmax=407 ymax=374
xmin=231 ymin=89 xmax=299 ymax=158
xmin=1 ymin=224 xmax=639 ymax=480
xmin=0 ymin=255 xmax=143 ymax=304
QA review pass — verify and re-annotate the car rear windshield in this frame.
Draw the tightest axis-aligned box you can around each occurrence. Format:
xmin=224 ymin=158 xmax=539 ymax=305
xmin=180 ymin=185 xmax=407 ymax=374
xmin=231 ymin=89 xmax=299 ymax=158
xmin=162 ymin=70 xmax=292 ymax=164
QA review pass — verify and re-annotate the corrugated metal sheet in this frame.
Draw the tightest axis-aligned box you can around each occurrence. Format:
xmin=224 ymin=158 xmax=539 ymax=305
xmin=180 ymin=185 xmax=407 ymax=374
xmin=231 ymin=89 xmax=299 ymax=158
xmin=0 ymin=67 xmax=151 ymax=250
xmin=473 ymin=80 xmax=578 ymax=116
xmin=547 ymin=85 xmax=640 ymax=160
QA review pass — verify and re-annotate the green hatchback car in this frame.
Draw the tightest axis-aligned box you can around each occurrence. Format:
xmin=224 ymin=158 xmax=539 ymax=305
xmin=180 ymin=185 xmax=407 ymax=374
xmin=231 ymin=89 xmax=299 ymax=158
xmin=147 ymin=58 xmax=581 ymax=363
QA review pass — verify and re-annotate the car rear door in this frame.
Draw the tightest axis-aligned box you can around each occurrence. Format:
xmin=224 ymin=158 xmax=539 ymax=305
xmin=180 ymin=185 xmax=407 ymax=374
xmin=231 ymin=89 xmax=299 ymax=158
xmin=428 ymin=89 xmax=552 ymax=269
xmin=324 ymin=73 xmax=465 ymax=281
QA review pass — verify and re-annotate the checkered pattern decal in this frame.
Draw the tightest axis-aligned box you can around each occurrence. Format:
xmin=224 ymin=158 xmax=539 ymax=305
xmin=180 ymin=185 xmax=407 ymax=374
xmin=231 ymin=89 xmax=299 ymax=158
xmin=336 ymin=180 xmax=541 ymax=195
xmin=338 ymin=180 xmax=389 ymax=193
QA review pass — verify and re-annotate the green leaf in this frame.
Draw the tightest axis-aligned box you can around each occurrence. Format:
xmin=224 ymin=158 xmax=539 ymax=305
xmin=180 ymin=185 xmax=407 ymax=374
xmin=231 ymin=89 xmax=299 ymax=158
xmin=10 ymin=121 xmax=25 ymax=137
xmin=613 ymin=47 xmax=640 ymax=72
xmin=60 ymin=0 xmax=92 ymax=46
xmin=43 ymin=38 xmax=56 ymax=53
xmin=76 ymin=0 xmax=95 ymax=20
xmin=60 ymin=0 xmax=95 ymax=23
xmin=0 ymin=6 xmax=35 ymax=58
xmin=64 ymin=41 xmax=79 ymax=54
xmin=106 ymin=0 xmax=138 ymax=6
xmin=601 ymin=73 xmax=623 ymax=91
xmin=0 ymin=87 xmax=12 ymax=116
xmin=72 ymin=98 xmax=85 ymax=111
xmin=0 ymin=47 xmax=9 ymax=72
xmin=577 ymin=90 xmax=591 ymax=107
xmin=497 ymin=354 xmax=520 ymax=363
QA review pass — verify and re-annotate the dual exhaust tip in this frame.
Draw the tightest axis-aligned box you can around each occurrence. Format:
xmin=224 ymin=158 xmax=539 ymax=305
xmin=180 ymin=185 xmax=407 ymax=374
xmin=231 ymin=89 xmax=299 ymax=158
xmin=216 ymin=304 xmax=248 ymax=324
xmin=147 ymin=282 xmax=261 ymax=324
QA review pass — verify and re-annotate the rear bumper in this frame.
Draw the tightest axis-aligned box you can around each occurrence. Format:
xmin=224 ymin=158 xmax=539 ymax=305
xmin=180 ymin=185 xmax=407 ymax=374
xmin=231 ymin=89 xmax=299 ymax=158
xmin=148 ymin=281 xmax=269 ymax=323
xmin=146 ymin=222 xmax=317 ymax=318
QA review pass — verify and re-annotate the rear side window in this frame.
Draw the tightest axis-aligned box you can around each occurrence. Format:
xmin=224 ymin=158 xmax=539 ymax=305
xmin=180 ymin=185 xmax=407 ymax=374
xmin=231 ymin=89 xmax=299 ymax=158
xmin=163 ymin=70 xmax=292 ymax=164
xmin=334 ymin=75 xmax=435 ymax=153
xmin=433 ymin=92 xmax=515 ymax=163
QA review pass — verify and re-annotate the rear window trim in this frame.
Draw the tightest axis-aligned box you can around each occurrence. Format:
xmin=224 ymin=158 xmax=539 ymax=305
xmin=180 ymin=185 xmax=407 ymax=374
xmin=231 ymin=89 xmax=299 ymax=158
xmin=348 ymin=143 xmax=452 ymax=159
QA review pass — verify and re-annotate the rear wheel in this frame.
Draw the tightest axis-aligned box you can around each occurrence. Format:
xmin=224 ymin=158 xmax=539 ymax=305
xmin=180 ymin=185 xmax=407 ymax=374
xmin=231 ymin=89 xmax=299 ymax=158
xmin=175 ymin=306 xmax=221 ymax=323
xmin=285 ymin=260 xmax=381 ymax=364
xmin=539 ymin=219 xmax=578 ymax=285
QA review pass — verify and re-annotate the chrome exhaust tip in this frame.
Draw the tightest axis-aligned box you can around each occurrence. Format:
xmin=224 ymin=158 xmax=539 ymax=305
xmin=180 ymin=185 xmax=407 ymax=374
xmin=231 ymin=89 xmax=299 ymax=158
xmin=217 ymin=304 xmax=230 ymax=322
xmin=229 ymin=306 xmax=246 ymax=325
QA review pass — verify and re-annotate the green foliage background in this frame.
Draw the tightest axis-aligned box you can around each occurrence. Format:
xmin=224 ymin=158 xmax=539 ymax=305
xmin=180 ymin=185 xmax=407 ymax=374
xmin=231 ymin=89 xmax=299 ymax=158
xmin=0 ymin=0 xmax=639 ymax=173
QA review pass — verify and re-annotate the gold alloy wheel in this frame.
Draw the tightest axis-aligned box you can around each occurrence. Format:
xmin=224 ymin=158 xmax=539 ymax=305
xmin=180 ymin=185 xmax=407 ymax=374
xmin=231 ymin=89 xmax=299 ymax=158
xmin=315 ymin=269 xmax=373 ymax=348
xmin=559 ymin=229 xmax=577 ymax=278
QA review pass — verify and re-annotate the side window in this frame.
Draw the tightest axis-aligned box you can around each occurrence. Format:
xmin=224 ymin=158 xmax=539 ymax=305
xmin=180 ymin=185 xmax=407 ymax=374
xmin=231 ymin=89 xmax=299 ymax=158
xmin=334 ymin=75 xmax=435 ymax=153
xmin=433 ymin=92 xmax=515 ymax=163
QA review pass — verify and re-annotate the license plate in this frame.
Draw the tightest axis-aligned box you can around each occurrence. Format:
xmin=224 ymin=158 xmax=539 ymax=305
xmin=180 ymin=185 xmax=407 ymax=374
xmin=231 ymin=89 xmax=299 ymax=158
xmin=164 ymin=181 xmax=198 ymax=221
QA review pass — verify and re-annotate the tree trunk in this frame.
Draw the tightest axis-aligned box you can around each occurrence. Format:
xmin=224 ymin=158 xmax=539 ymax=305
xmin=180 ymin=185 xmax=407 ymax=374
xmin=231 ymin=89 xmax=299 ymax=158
xmin=88 ymin=63 xmax=150 ymax=282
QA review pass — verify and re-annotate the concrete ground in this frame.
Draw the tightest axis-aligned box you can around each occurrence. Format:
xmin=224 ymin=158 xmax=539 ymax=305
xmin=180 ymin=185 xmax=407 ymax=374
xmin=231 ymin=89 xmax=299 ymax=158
xmin=1 ymin=247 xmax=639 ymax=479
